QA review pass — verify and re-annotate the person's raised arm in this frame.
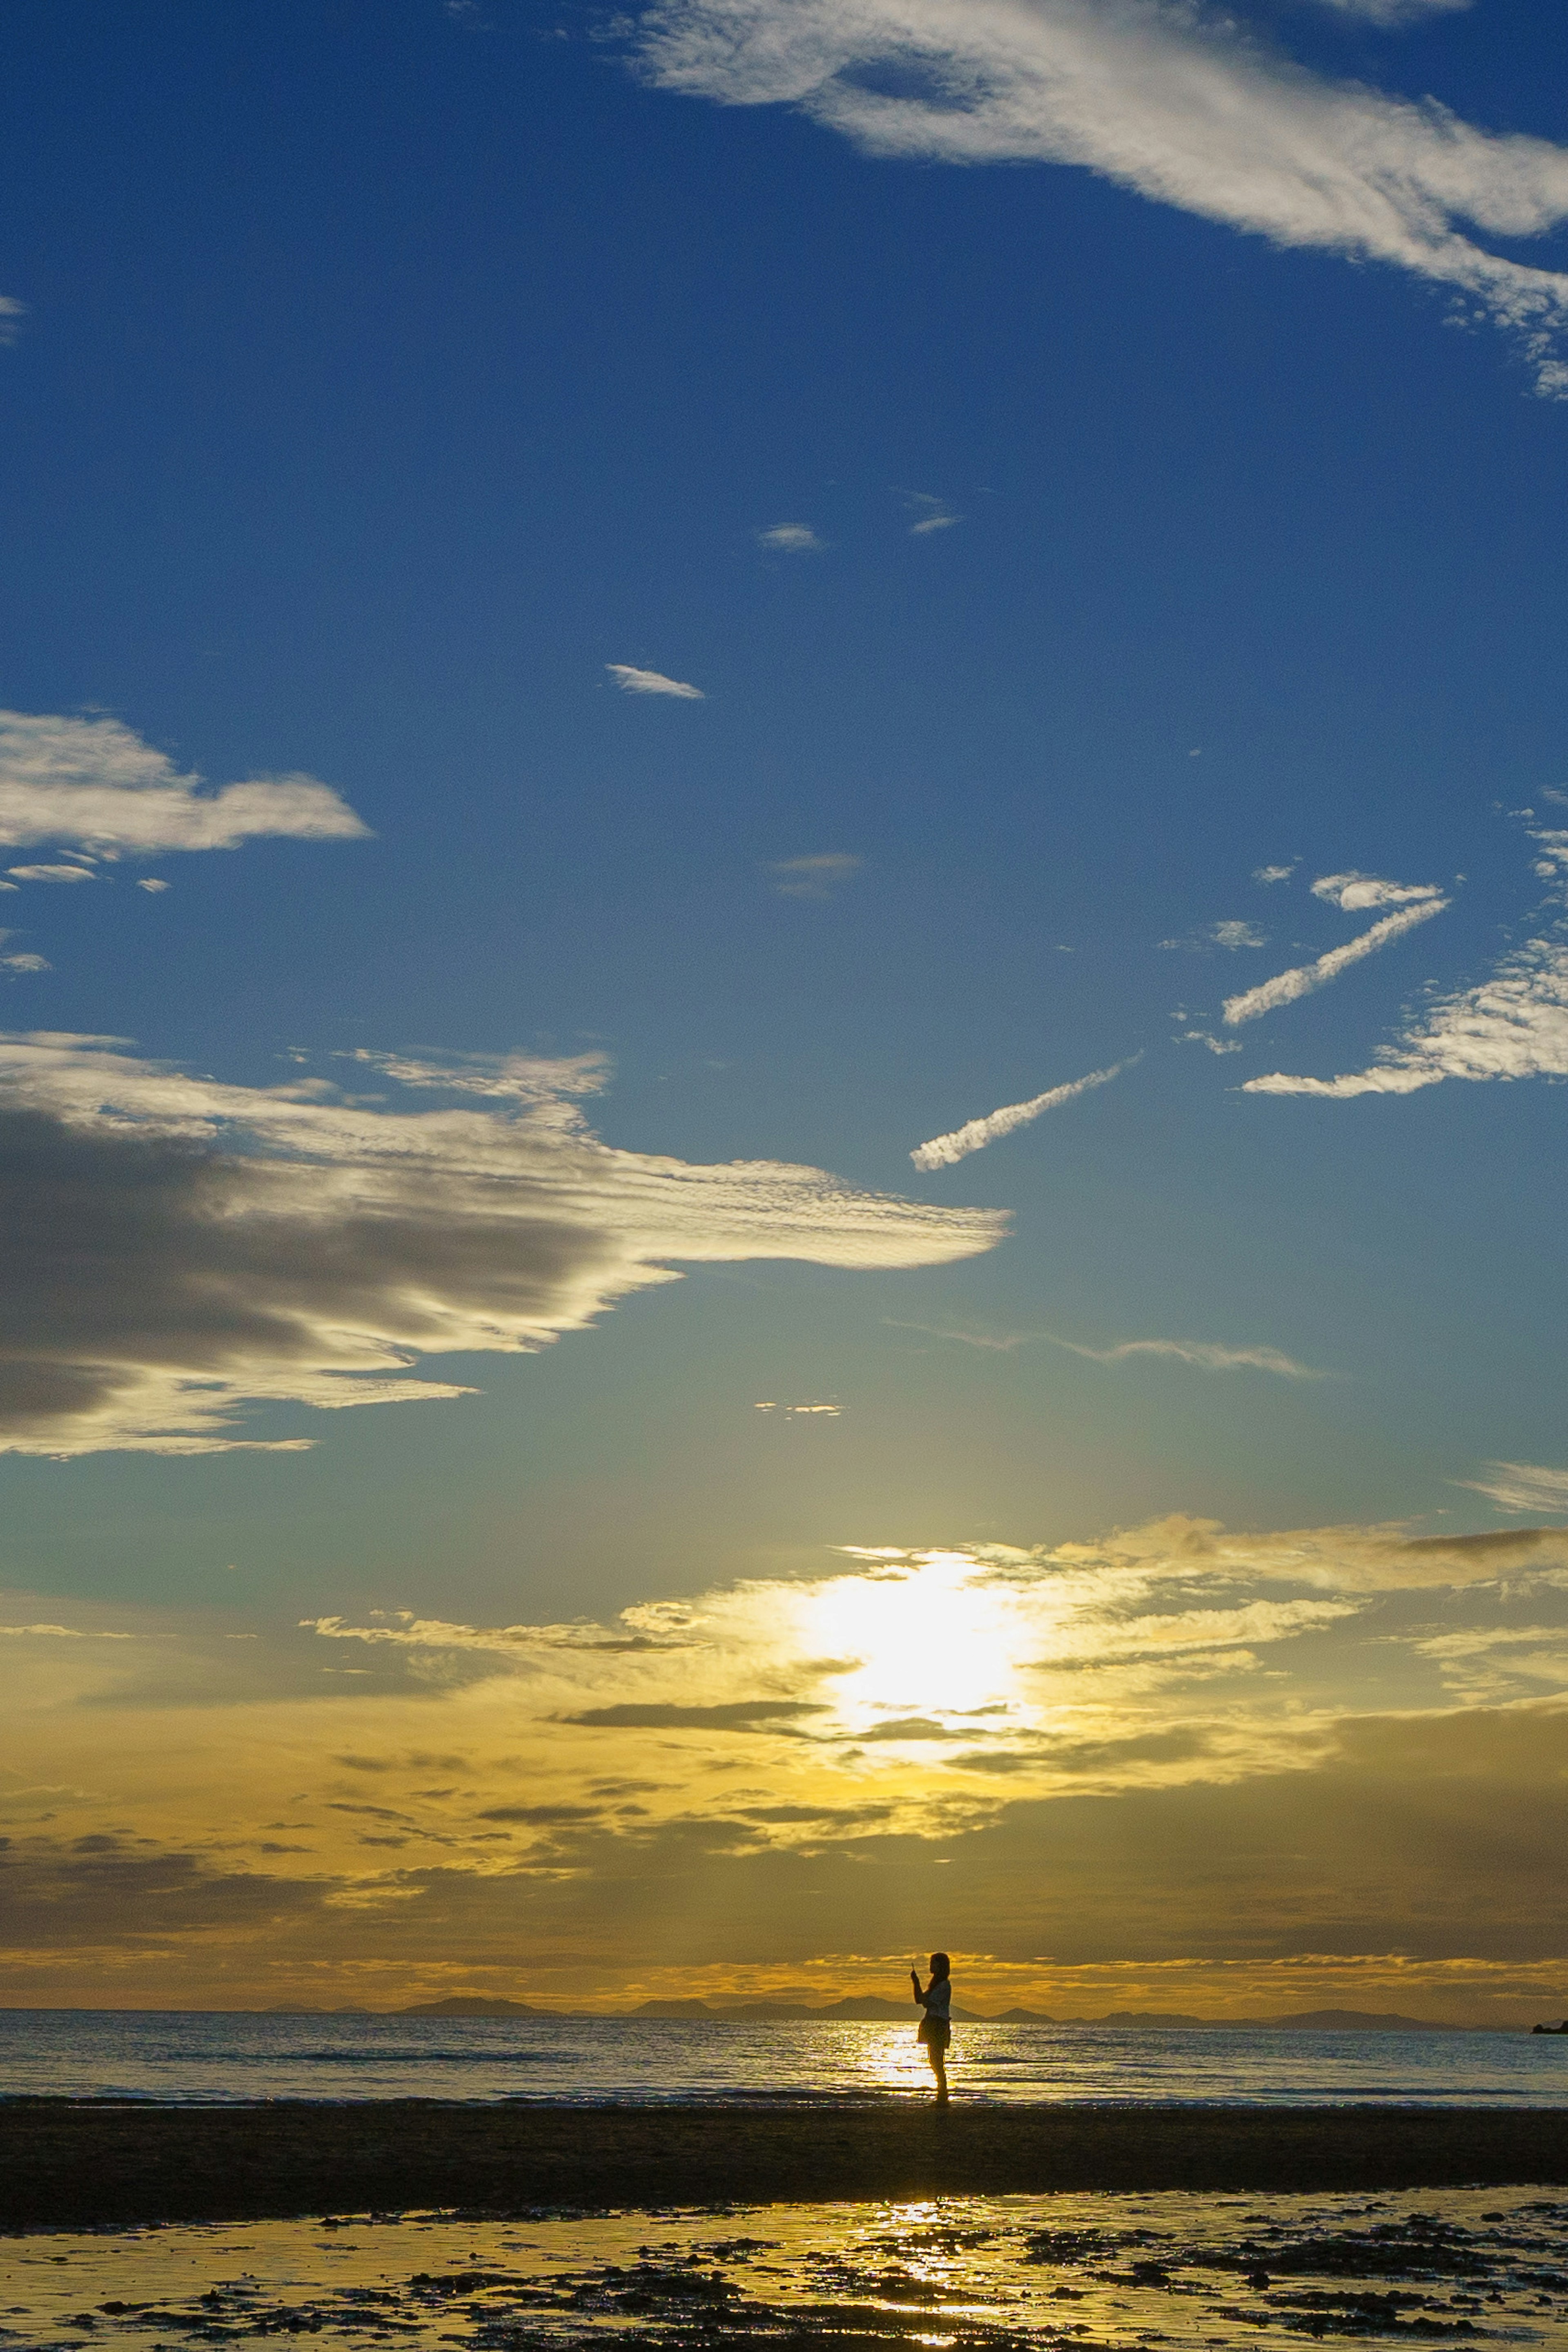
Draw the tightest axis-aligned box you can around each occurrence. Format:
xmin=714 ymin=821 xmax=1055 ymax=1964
xmin=911 ymin=1966 xmax=925 ymax=2007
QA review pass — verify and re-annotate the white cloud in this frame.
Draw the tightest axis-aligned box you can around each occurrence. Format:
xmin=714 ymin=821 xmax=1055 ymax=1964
xmin=0 ymin=298 xmax=24 ymax=347
xmin=635 ymin=0 xmax=1568 ymax=390
xmin=1245 ymin=927 xmax=1568 ymax=1097
xmin=1305 ymin=0 xmax=1469 ymax=20
xmin=1312 ymin=871 xmax=1445 ymax=912
xmin=912 ymin=1054 xmax=1133 ymax=1170
xmin=904 ymin=491 xmax=960 ymax=535
xmin=0 ymin=712 xmax=369 ymax=859
xmin=1223 ymin=896 xmax=1447 ymax=1026
xmin=1 ymin=954 xmax=50 ymax=975
xmin=1452 ymin=1463 xmax=1568 ymax=1516
xmin=136 ymin=878 xmax=170 ymax=894
xmin=1176 ymin=1028 xmax=1243 ymax=1054
xmin=7 ymin=865 xmax=97 ymax=884
xmin=1254 ymin=864 xmax=1295 ymax=885
xmin=0 ymin=1033 xmax=1004 ymax=1456
xmin=606 ymin=663 xmax=705 ymax=699
xmin=1055 ymin=1337 xmax=1322 ymax=1377
xmin=1211 ymin=920 xmax=1266 ymax=949
xmin=757 ymin=523 xmax=824 ymax=551
xmin=769 ymin=853 xmax=862 ymax=898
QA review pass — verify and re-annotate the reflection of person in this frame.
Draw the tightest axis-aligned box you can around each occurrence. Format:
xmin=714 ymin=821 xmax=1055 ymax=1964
xmin=911 ymin=1953 xmax=952 ymax=2104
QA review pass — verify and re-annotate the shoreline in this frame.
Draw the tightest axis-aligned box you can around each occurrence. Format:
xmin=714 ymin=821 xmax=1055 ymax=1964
xmin=4 ymin=2101 xmax=1568 ymax=2229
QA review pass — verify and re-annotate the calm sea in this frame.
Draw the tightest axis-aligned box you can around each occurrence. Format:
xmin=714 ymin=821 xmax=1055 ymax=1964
xmin=2 ymin=2009 xmax=1566 ymax=2105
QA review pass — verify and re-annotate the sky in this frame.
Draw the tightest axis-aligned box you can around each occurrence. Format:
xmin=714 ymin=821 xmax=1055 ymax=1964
xmin=2 ymin=0 xmax=1568 ymax=2021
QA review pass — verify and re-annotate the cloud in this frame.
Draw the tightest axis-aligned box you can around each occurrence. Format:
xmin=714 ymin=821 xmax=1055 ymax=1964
xmin=1454 ymin=1462 xmax=1568 ymax=1516
xmin=0 ymin=1033 xmax=1004 ymax=1456
xmin=0 ymin=711 xmax=370 ymax=858
xmin=13 ymin=1513 xmax=1568 ymax=2004
xmin=1160 ymin=920 xmax=1267 ymax=951
xmin=903 ymin=491 xmax=960 ymax=535
xmin=1222 ymin=897 xmax=1447 ymax=1026
xmin=768 ymin=853 xmax=862 ymax=899
xmin=1176 ymin=1028 xmax=1242 ymax=1054
xmin=6 ymin=864 xmax=96 ymax=885
xmin=136 ymin=878 xmax=169 ymax=894
xmin=605 ymin=664 xmax=705 ymax=699
xmin=1054 ymin=1337 xmax=1322 ymax=1378
xmin=886 ymin=1321 xmax=1316 ymax=1376
xmin=1245 ymin=927 xmax=1568 ymax=1096
xmin=1312 ymin=872 xmax=1445 ymax=912
xmin=1254 ymin=864 xmax=1296 ymax=885
xmin=0 ymin=298 xmax=24 ymax=347
xmin=561 ymin=1700 xmax=829 ymax=1728
xmin=1 ymin=955 xmax=50 ymax=975
xmin=1306 ymin=0 xmax=1470 ymax=20
xmin=911 ymin=1054 xmax=1133 ymax=1170
xmin=634 ymin=0 xmax=1568 ymax=390
xmin=757 ymin=523 xmax=824 ymax=550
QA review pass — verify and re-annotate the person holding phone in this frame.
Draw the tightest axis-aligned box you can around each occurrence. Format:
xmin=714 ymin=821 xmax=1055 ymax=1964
xmin=911 ymin=1952 xmax=952 ymax=2103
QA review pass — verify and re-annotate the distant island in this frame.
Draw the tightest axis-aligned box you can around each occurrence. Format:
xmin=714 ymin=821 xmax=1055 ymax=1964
xmin=292 ymin=1995 xmax=1497 ymax=2030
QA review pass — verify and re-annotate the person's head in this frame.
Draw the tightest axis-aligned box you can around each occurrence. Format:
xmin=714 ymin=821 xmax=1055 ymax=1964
xmin=929 ymin=1952 xmax=950 ymax=1980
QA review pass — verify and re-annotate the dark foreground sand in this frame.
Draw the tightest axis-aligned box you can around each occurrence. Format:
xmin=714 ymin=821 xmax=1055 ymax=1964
xmin=3 ymin=2103 xmax=1567 ymax=2229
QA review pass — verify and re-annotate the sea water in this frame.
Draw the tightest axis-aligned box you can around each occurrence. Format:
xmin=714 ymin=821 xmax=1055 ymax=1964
xmin=2 ymin=2009 xmax=1567 ymax=2105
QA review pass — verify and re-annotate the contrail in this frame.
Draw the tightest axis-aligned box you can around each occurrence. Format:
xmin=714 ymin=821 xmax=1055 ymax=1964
xmin=1223 ymin=898 xmax=1446 ymax=1028
xmin=912 ymin=1057 xmax=1133 ymax=1171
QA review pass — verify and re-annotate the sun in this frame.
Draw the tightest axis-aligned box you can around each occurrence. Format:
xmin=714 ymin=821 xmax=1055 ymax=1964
xmin=804 ymin=1552 xmax=1022 ymax=1728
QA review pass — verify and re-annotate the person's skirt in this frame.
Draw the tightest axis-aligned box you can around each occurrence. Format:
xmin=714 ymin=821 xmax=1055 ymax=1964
xmin=916 ymin=2017 xmax=951 ymax=2049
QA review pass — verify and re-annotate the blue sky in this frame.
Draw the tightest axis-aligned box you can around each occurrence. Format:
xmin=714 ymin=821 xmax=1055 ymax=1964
xmin=2 ymin=0 xmax=1568 ymax=2013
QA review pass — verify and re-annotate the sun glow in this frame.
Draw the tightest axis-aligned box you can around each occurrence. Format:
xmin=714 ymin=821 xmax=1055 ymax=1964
xmin=805 ymin=1552 xmax=1023 ymax=1729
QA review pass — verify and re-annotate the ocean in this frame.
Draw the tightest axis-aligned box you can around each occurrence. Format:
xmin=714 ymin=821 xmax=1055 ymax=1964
xmin=3 ymin=2008 xmax=1567 ymax=2105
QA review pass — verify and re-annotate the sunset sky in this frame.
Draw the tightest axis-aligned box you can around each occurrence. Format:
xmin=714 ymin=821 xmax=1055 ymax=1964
xmin=2 ymin=0 xmax=1568 ymax=2021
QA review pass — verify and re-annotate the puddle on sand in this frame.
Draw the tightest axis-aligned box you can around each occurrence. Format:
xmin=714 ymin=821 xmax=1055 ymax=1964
xmin=5 ymin=2187 xmax=1568 ymax=2350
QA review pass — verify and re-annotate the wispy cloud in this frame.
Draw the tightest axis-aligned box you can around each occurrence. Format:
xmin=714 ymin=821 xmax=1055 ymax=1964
xmin=887 ymin=1321 xmax=1318 ymax=1376
xmin=757 ymin=523 xmax=824 ymax=551
xmin=606 ymin=663 xmax=705 ymax=699
xmin=7 ymin=863 xmax=96 ymax=884
xmin=903 ymin=491 xmax=960 ymax=535
xmin=0 ymin=297 xmax=24 ymax=347
xmin=635 ymin=0 xmax=1568 ymax=390
xmin=1 ymin=954 xmax=49 ymax=974
xmin=1452 ymin=1462 xmax=1568 ymax=1515
xmin=768 ymin=853 xmax=862 ymax=899
xmin=1246 ymin=929 xmax=1568 ymax=1096
xmin=911 ymin=1054 xmax=1133 ymax=1170
xmin=1312 ymin=872 xmax=1445 ymax=912
xmin=1305 ymin=0 xmax=1470 ymax=20
xmin=1254 ymin=865 xmax=1296 ymax=885
xmin=0 ymin=711 xmax=369 ymax=858
xmin=1055 ymin=1337 xmax=1322 ymax=1378
xmin=1163 ymin=919 xmax=1267 ymax=951
xmin=1223 ymin=898 xmax=1447 ymax=1027
xmin=0 ymin=1034 xmax=1003 ymax=1456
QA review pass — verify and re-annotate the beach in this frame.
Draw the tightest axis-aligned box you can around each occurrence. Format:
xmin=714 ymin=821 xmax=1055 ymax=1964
xmin=5 ymin=2101 xmax=1568 ymax=2229
xmin=7 ymin=2183 xmax=1568 ymax=2351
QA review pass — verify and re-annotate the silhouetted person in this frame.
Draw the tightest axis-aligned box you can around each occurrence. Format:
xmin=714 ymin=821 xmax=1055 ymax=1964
xmin=911 ymin=1952 xmax=952 ymax=2103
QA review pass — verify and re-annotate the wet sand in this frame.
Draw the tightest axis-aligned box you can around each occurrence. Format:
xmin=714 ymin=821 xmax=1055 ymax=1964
xmin=7 ymin=2185 xmax=1568 ymax=2348
xmin=3 ymin=2103 xmax=1568 ymax=2229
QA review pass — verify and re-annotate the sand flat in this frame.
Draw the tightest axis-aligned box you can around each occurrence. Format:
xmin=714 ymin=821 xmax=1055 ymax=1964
xmin=4 ymin=2104 xmax=1568 ymax=2230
